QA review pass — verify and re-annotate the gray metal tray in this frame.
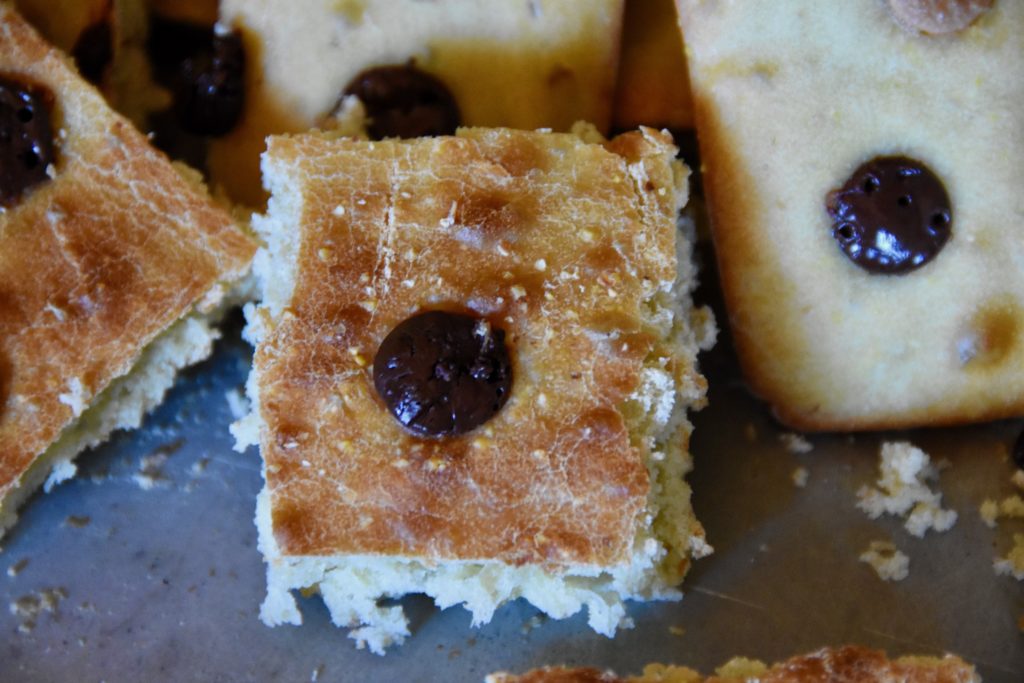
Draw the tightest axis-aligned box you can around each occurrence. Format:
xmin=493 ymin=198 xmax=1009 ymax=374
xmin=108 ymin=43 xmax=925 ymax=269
xmin=2 ymin=303 xmax=1023 ymax=682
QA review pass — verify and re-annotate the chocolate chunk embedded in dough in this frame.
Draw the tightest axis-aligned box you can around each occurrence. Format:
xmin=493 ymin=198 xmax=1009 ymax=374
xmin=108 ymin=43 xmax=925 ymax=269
xmin=827 ymin=156 xmax=952 ymax=275
xmin=343 ymin=64 xmax=460 ymax=140
xmin=373 ymin=311 xmax=512 ymax=438
xmin=0 ymin=76 xmax=56 ymax=208
xmin=175 ymin=30 xmax=245 ymax=136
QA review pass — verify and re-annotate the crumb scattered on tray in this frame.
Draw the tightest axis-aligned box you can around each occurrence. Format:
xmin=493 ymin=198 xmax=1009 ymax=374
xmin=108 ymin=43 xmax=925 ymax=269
xmin=857 ymin=441 xmax=957 ymax=537
xmin=669 ymin=625 xmax=686 ymax=637
xmin=225 ymin=387 xmax=250 ymax=420
xmin=63 ymin=515 xmax=91 ymax=528
xmin=779 ymin=432 xmax=813 ymax=454
xmin=7 ymin=557 xmax=29 ymax=577
xmin=982 ymin=495 xmax=1024 ymax=527
xmin=859 ymin=540 xmax=910 ymax=582
xmin=521 ymin=614 xmax=548 ymax=635
xmin=133 ymin=439 xmax=185 ymax=490
xmin=9 ymin=586 xmax=68 ymax=633
xmin=994 ymin=533 xmax=1024 ymax=581
xmin=792 ymin=467 xmax=809 ymax=488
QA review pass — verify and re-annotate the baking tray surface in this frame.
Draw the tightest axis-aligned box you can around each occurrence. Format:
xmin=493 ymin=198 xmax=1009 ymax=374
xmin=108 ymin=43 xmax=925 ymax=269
xmin=2 ymin=303 xmax=1023 ymax=681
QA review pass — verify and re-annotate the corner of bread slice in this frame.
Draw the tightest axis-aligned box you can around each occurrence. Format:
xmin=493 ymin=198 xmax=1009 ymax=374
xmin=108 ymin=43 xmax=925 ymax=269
xmin=238 ymin=127 xmax=715 ymax=654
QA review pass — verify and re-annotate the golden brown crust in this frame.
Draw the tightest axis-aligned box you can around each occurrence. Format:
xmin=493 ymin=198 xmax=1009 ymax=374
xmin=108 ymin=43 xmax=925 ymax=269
xmin=490 ymin=646 xmax=979 ymax=683
xmin=256 ymin=127 xmax=684 ymax=566
xmin=0 ymin=7 xmax=256 ymax=500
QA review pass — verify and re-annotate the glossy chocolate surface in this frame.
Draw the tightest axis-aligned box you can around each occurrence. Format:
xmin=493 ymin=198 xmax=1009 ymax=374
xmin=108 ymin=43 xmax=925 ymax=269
xmin=373 ymin=310 xmax=512 ymax=438
xmin=827 ymin=156 xmax=951 ymax=274
xmin=0 ymin=76 xmax=55 ymax=208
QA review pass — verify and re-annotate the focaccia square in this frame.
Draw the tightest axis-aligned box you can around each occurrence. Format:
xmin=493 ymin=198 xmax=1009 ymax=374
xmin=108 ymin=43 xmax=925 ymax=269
xmin=234 ymin=126 xmax=715 ymax=653
xmin=0 ymin=6 xmax=256 ymax=538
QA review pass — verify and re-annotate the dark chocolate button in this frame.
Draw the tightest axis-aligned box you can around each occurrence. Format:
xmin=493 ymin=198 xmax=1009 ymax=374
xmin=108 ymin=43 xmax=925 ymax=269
xmin=175 ymin=30 xmax=245 ymax=137
xmin=72 ymin=17 xmax=114 ymax=85
xmin=0 ymin=76 xmax=56 ymax=208
xmin=1013 ymin=429 xmax=1024 ymax=471
xmin=343 ymin=64 xmax=460 ymax=140
xmin=827 ymin=156 xmax=952 ymax=274
xmin=373 ymin=311 xmax=512 ymax=437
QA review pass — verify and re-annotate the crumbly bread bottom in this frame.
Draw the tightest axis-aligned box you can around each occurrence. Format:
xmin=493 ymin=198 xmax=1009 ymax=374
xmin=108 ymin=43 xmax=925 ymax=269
xmin=0 ymin=306 xmax=222 ymax=540
xmin=234 ymin=130 xmax=715 ymax=654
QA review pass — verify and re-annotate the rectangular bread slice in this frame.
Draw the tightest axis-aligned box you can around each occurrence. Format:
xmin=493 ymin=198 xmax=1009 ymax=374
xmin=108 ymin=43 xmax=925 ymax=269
xmin=676 ymin=0 xmax=1024 ymax=430
xmin=234 ymin=125 xmax=715 ymax=653
xmin=0 ymin=6 xmax=257 ymax=538
xmin=208 ymin=0 xmax=626 ymax=205
xmin=486 ymin=645 xmax=979 ymax=682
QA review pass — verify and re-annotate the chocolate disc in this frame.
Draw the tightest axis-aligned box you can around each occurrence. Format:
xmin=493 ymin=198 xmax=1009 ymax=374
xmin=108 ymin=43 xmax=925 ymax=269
xmin=343 ymin=64 xmax=460 ymax=140
xmin=827 ymin=156 xmax=952 ymax=274
xmin=175 ymin=30 xmax=245 ymax=137
xmin=71 ymin=16 xmax=114 ymax=85
xmin=373 ymin=311 xmax=512 ymax=438
xmin=0 ymin=76 xmax=56 ymax=208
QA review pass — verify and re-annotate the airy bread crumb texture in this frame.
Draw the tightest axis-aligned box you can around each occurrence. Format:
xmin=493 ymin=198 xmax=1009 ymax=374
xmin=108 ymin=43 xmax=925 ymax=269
xmin=236 ymin=127 xmax=715 ymax=654
xmin=856 ymin=442 xmax=957 ymax=537
xmin=0 ymin=309 xmax=222 ymax=539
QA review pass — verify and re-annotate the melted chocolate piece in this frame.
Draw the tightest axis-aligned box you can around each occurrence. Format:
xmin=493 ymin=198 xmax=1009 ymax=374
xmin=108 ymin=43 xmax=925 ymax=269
xmin=0 ymin=77 xmax=56 ymax=208
xmin=72 ymin=18 xmax=114 ymax=85
xmin=1013 ymin=429 xmax=1024 ymax=471
xmin=175 ymin=30 xmax=245 ymax=136
xmin=827 ymin=156 xmax=952 ymax=274
xmin=373 ymin=311 xmax=512 ymax=437
xmin=343 ymin=64 xmax=460 ymax=140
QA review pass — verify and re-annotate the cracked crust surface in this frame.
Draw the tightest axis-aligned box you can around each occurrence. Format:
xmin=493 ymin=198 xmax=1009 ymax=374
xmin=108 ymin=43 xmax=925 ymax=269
xmin=253 ymin=126 xmax=698 ymax=566
xmin=0 ymin=7 xmax=256 ymax=511
xmin=676 ymin=0 xmax=1024 ymax=430
xmin=487 ymin=646 xmax=979 ymax=682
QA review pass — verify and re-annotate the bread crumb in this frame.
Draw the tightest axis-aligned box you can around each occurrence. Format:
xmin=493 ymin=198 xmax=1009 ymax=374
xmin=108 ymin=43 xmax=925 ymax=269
xmin=521 ymin=614 xmax=547 ymax=635
xmin=791 ymin=467 xmax=809 ymax=488
xmin=779 ymin=433 xmax=813 ymax=454
xmin=994 ymin=533 xmax=1024 ymax=580
xmin=7 ymin=557 xmax=28 ymax=577
xmin=669 ymin=625 xmax=685 ymax=636
xmin=9 ymin=586 xmax=67 ymax=633
xmin=980 ymin=499 xmax=999 ymax=528
xmin=63 ymin=515 xmax=90 ymax=529
xmin=225 ymin=388 xmax=249 ymax=420
xmin=1012 ymin=470 xmax=1024 ymax=491
xmin=859 ymin=541 xmax=910 ymax=582
xmin=856 ymin=442 xmax=957 ymax=537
